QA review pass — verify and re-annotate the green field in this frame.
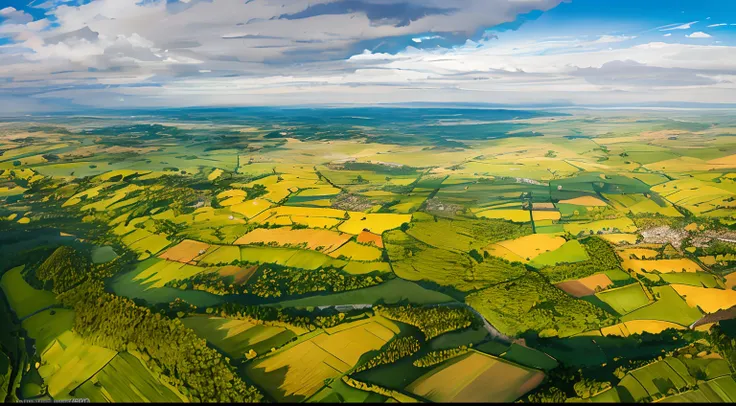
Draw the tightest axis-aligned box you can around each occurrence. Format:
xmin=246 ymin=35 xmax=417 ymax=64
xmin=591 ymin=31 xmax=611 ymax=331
xmin=594 ymin=283 xmax=651 ymax=316
xmin=529 ymin=240 xmax=589 ymax=268
xmin=0 ymin=266 xmax=58 ymax=319
xmin=620 ymin=285 xmax=703 ymax=327
xmin=74 ymin=352 xmax=184 ymax=402
xmin=181 ymin=316 xmax=296 ymax=357
xmin=660 ymin=272 xmax=721 ymax=288
xmin=272 ymin=278 xmax=456 ymax=308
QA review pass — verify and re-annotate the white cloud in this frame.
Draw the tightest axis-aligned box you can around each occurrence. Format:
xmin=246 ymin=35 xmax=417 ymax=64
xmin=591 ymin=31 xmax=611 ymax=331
xmin=686 ymin=32 xmax=712 ymax=39
xmin=707 ymin=23 xmax=727 ymax=28
xmin=660 ymin=21 xmax=698 ymax=31
xmin=592 ymin=35 xmax=636 ymax=44
xmin=1 ymin=0 xmax=735 ymax=110
xmin=0 ymin=7 xmax=33 ymax=24
xmin=412 ymin=35 xmax=444 ymax=43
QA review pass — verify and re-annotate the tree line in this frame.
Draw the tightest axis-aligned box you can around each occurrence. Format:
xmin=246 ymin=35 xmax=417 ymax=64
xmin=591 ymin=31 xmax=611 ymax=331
xmin=374 ymin=305 xmax=476 ymax=340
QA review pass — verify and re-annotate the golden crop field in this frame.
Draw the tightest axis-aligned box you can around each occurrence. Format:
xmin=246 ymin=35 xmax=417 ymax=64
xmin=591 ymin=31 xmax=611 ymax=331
xmin=246 ymin=317 xmax=396 ymax=402
xmin=133 ymin=259 xmax=207 ymax=289
xmin=600 ymin=320 xmax=685 ymax=337
xmin=406 ymin=351 xmax=544 ymax=403
xmin=671 ymin=284 xmax=736 ymax=314
xmin=159 ymin=239 xmax=211 ymax=264
xmin=486 ymin=234 xmax=566 ymax=263
xmin=620 ymin=258 xmax=703 ymax=274
xmin=246 ymin=340 xmax=349 ymax=402
xmin=327 ymin=241 xmax=383 ymax=261
xmin=558 ymin=196 xmax=608 ymax=206
xmin=311 ymin=318 xmax=398 ymax=366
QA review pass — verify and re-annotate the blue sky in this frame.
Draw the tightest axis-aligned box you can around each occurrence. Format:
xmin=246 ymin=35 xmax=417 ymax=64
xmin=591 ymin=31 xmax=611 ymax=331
xmin=0 ymin=0 xmax=735 ymax=112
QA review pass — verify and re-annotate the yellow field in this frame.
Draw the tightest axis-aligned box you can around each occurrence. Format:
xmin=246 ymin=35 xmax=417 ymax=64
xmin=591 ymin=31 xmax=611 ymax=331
xmin=564 ymin=217 xmax=637 ymax=235
xmin=486 ymin=234 xmax=566 ymax=263
xmin=159 ymin=239 xmax=210 ymax=264
xmin=208 ymin=168 xmax=224 ymax=181
xmin=600 ymin=234 xmax=639 ymax=244
xmin=617 ymin=248 xmax=660 ymax=260
xmin=726 ymin=272 xmax=736 ymax=289
xmin=220 ymin=195 xmax=245 ymax=206
xmin=558 ymin=196 xmax=608 ymax=206
xmin=652 ymin=178 xmax=734 ymax=215
xmin=708 ymin=153 xmax=736 ymax=167
xmin=327 ymin=241 xmax=383 ymax=261
xmin=533 ymin=210 xmax=562 ymax=221
xmin=600 ymin=320 xmax=685 ymax=337
xmin=228 ymin=199 xmax=273 ymax=219
xmin=700 ymin=254 xmax=736 ymax=267
xmin=120 ymin=229 xmax=172 ymax=260
xmin=298 ymin=186 xmax=342 ymax=196
xmin=62 ymin=183 xmax=114 ymax=207
xmin=475 ymin=209 xmax=531 ymax=222
xmin=38 ymin=330 xmax=117 ymax=399
xmin=133 ymin=259 xmax=207 ymax=289
xmin=234 ymin=227 xmax=352 ymax=252
xmin=406 ymin=350 xmax=544 ymax=403
xmin=620 ymin=258 xmax=703 ymax=274
xmin=246 ymin=318 xmax=397 ymax=402
xmin=671 ymin=284 xmax=736 ymax=314
xmin=313 ymin=317 xmax=398 ymax=366
xmin=338 ymin=213 xmax=412 ymax=235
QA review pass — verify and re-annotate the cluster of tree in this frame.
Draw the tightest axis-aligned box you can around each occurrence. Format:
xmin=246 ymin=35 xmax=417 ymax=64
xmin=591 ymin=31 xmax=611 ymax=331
xmin=526 ymin=387 xmax=568 ymax=403
xmin=630 ymin=215 xmax=683 ymax=230
xmin=33 ymin=246 xmax=90 ymax=294
xmin=412 ymin=345 xmax=471 ymax=368
xmin=708 ymin=325 xmax=736 ymax=368
xmin=170 ymin=272 xmax=240 ymax=296
xmin=245 ymin=266 xmax=383 ymax=298
xmin=0 ymin=291 xmax=27 ymax=403
xmin=206 ymin=302 xmax=350 ymax=331
xmin=353 ymin=336 xmax=421 ymax=373
xmin=573 ymin=378 xmax=611 ymax=399
xmin=340 ymin=376 xmax=418 ymax=402
xmin=374 ymin=305 xmax=475 ymax=340
xmin=541 ymin=236 xmax=620 ymax=283
xmin=242 ymin=184 xmax=267 ymax=200
xmin=57 ymin=280 xmax=263 ymax=402
xmin=466 ymin=272 xmax=614 ymax=338
xmin=703 ymin=240 xmax=736 ymax=257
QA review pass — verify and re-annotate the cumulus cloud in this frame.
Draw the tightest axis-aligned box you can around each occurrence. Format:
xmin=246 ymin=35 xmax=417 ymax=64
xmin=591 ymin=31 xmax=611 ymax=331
xmin=686 ymin=32 xmax=712 ymax=38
